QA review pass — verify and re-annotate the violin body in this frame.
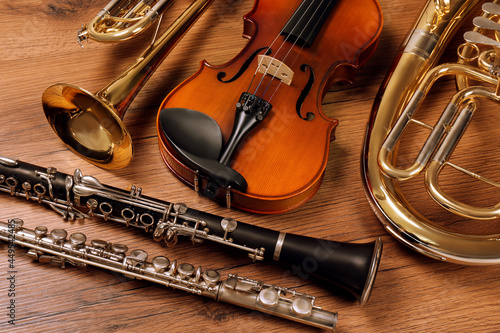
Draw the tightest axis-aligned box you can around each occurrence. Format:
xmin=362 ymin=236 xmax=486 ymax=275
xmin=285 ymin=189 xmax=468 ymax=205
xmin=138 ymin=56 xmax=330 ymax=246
xmin=157 ymin=0 xmax=382 ymax=214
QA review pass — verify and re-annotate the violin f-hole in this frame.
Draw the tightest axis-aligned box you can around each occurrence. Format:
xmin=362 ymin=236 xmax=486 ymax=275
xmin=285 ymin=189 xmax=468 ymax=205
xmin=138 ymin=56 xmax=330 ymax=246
xmin=296 ymin=64 xmax=315 ymax=121
xmin=217 ymin=47 xmax=272 ymax=83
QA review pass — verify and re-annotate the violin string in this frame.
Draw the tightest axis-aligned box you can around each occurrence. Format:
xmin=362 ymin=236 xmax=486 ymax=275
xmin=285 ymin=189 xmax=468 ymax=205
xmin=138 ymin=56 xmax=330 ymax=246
xmin=245 ymin=0 xmax=313 ymax=94
xmin=251 ymin=0 xmax=331 ymax=102
xmin=245 ymin=1 xmax=310 ymax=93
xmin=267 ymin=0 xmax=332 ymax=103
xmin=250 ymin=0 xmax=317 ymax=96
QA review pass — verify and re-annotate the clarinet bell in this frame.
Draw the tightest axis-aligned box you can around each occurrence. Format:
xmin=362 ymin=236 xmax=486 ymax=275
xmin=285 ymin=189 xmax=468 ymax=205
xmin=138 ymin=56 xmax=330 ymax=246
xmin=278 ymin=235 xmax=383 ymax=305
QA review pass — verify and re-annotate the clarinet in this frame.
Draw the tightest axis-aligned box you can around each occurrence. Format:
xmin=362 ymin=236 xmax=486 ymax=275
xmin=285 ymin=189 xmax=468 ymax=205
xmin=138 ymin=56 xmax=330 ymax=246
xmin=0 ymin=156 xmax=382 ymax=304
xmin=0 ymin=219 xmax=338 ymax=330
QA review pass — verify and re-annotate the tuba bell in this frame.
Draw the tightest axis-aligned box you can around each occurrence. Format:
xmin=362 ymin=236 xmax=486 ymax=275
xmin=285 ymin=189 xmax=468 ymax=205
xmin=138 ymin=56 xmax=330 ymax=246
xmin=42 ymin=0 xmax=214 ymax=169
xmin=362 ymin=0 xmax=500 ymax=264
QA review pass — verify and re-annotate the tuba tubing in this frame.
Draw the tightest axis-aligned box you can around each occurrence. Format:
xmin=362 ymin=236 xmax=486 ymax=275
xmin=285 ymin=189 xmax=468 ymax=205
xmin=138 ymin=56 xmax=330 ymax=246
xmin=0 ymin=156 xmax=382 ymax=304
xmin=361 ymin=0 xmax=500 ymax=264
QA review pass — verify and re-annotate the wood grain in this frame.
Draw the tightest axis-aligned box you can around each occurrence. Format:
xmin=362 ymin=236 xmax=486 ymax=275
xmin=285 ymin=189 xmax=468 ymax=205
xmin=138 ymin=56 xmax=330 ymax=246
xmin=1 ymin=0 xmax=499 ymax=332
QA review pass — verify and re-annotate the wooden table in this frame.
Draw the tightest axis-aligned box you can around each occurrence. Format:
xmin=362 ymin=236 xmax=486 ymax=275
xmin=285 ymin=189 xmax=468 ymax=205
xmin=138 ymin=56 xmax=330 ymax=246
xmin=1 ymin=0 xmax=499 ymax=332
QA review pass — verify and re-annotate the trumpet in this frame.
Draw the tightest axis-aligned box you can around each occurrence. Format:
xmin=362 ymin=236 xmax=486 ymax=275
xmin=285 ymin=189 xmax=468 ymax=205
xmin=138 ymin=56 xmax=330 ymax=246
xmin=362 ymin=0 xmax=500 ymax=264
xmin=0 ymin=156 xmax=382 ymax=304
xmin=0 ymin=219 xmax=338 ymax=331
xmin=42 ymin=0 xmax=214 ymax=169
xmin=77 ymin=0 xmax=174 ymax=45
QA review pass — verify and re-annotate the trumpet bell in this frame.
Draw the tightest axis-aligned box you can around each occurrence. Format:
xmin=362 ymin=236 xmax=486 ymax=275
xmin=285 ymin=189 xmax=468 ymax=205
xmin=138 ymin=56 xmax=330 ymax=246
xmin=42 ymin=83 xmax=132 ymax=169
xmin=42 ymin=0 xmax=214 ymax=169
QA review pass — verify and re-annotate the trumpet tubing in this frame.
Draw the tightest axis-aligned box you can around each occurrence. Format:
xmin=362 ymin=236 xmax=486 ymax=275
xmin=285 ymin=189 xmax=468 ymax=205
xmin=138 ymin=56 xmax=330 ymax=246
xmin=77 ymin=0 xmax=174 ymax=44
xmin=0 ymin=219 xmax=338 ymax=331
xmin=42 ymin=0 xmax=214 ymax=169
xmin=362 ymin=0 xmax=500 ymax=264
xmin=0 ymin=156 xmax=382 ymax=304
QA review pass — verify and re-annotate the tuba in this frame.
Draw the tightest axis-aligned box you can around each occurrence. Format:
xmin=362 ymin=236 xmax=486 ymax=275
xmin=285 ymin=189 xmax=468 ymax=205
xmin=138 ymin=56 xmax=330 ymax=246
xmin=42 ymin=0 xmax=213 ymax=169
xmin=362 ymin=0 xmax=500 ymax=264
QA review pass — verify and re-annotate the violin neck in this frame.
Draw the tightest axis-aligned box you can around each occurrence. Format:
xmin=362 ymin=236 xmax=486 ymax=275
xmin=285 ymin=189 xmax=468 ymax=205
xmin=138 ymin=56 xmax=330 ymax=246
xmin=281 ymin=0 xmax=338 ymax=47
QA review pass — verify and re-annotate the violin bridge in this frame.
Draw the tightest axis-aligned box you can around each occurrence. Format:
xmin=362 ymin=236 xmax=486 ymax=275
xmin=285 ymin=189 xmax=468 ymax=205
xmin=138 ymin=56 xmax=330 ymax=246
xmin=257 ymin=55 xmax=294 ymax=85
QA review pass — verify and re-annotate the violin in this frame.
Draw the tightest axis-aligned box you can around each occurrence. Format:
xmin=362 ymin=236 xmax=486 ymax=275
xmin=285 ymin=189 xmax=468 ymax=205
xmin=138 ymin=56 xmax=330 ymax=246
xmin=156 ymin=0 xmax=383 ymax=214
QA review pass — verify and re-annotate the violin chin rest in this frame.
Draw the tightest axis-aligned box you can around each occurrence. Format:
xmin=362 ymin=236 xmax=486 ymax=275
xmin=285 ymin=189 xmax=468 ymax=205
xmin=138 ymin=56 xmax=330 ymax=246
xmin=159 ymin=108 xmax=248 ymax=194
xmin=159 ymin=108 xmax=223 ymax=159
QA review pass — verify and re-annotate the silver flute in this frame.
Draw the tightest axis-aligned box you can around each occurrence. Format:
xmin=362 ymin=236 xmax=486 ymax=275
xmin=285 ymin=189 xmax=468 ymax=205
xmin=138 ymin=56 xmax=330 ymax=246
xmin=0 ymin=219 xmax=338 ymax=330
xmin=0 ymin=156 xmax=382 ymax=304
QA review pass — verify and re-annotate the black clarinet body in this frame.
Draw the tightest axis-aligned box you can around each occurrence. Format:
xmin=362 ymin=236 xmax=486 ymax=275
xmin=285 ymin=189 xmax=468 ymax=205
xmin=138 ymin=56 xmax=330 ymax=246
xmin=0 ymin=156 xmax=382 ymax=304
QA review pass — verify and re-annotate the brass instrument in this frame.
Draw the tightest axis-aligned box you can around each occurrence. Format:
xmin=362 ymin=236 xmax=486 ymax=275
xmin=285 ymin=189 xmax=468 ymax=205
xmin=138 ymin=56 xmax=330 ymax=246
xmin=77 ymin=0 xmax=174 ymax=45
xmin=0 ymin=219 xmax=338 ymax=330
xmin=42 ymin=0 xmax=214 ymax=169
xmin=362 ymin=0 xmax=500 ymax=264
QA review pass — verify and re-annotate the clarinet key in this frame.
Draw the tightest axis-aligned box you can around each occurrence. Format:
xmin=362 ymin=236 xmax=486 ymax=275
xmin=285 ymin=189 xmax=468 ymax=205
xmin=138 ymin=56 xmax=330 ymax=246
xmin=22 ymin=181 xmax=31 ymax=200
xmin=86 ymin=199 xmax=98 ymax=217
xmin=121 ymin=208 xmax=135 ymax=227
xmin=6 ymin=176 xmax=18 ymax=195
xmin=33 ymin=183 xmax=46 ymax=203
